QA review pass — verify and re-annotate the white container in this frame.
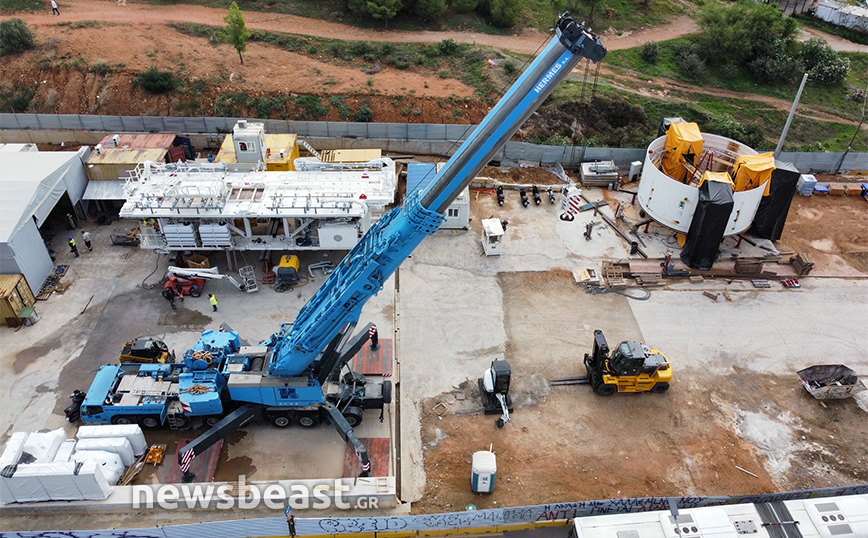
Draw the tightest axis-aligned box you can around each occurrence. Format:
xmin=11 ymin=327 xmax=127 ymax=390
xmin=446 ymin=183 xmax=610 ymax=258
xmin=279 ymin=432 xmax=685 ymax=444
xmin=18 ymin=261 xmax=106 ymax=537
xmin=77 ymin=424 xmax=147 ymax=456
xmin=76 ymin=437 xmax=134 ymax=467
xmin=797 ymin=174 xmax=817 ymax=196
xmin=471 ymin=450 xmax=497 ymax=493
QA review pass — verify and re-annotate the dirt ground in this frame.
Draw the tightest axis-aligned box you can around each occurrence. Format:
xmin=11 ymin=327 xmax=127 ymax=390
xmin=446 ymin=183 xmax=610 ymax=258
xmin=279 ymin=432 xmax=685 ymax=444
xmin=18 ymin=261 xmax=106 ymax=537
xmin=411 ymin=184 xmax=868 ymax=513
xmin=2 ymin=2 xmax=864 ymax=123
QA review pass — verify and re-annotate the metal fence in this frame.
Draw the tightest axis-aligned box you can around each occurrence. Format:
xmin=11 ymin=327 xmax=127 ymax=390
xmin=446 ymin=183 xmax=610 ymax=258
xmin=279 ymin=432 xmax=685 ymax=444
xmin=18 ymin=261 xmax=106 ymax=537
xmin=1 ymin=114 xmax=865 ymax=173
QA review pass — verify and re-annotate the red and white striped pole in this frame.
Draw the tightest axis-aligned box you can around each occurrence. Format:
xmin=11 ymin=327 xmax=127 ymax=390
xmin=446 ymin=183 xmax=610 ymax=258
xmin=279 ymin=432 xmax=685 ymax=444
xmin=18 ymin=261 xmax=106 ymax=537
xmin=369 ymin=325 xmax=379 ymax=351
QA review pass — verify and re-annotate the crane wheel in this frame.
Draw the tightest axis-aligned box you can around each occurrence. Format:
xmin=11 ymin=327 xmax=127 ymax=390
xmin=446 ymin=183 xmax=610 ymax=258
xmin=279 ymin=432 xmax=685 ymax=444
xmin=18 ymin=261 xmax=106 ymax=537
xmin=496 ymin=418 xmax=505 ymax=428
xmin=651 ymin=382 xmax=670 ymax=394
xmin=297 ymin=415 xmax=320 ymax=428
xmin=271 ymin=415 xmax=292 ymax=428
xmin=342 ymin=407 xmax=363 ymax=427
xmin=111 ymin=416 xmax=136 ymax=425
xmin=140 ymin=416 xmax=162 ymax=429
xmin=596 ymin=383 xmax=617 ymax=397
xmin=382 ymin=380 xmax=392 ymax=405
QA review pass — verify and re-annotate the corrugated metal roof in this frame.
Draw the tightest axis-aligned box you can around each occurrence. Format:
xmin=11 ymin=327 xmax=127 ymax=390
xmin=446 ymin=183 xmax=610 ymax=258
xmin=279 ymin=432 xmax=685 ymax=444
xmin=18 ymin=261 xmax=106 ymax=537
xmin=96 ymin=133 xmax=175 ymax=150
xmin=83 ymin=180 xmax=127 ymax=200
xmin=86 ymin=148 xmax=168 ymax=165
xmin=0 ymin=143 xmax=38 ymax=153
xmin=407 ymin=162 xmax=439 ymax=193
xmin=0 ymin=274 xmax=25 ymax=298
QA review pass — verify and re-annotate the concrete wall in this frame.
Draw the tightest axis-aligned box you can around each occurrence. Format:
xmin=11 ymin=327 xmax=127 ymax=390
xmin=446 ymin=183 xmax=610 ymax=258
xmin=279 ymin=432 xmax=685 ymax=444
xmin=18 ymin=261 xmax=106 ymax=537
xmin=1 ymin=114 xmax=865 ymax=173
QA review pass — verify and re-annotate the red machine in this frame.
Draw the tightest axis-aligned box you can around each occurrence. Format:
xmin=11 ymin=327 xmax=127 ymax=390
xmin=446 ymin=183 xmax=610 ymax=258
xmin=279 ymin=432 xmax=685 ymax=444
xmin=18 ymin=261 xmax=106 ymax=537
xmin=165 ymin=275 xmax=205 ymax=297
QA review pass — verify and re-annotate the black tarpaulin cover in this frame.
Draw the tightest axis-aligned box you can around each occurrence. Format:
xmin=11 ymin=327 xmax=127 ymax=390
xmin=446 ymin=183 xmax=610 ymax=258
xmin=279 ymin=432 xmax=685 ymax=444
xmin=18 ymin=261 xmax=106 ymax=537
xmin=752 ymin=160 xmax=799 ymax=241
xmin=658 ymin=117 xmax=687 ymax=137
xmin=681 ymin=172 xmax=734 ymax=270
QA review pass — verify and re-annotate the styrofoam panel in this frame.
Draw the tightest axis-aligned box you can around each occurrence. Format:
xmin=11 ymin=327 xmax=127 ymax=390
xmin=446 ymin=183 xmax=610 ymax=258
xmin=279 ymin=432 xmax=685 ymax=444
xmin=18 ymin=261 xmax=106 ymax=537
xmin=0 ymin=432 xmax=29 ymax=467
xmin=77 ymin=424 xmax=147 ymax=455
xmin=76 ymin=437 xmax=134 ymax=466
xmin=22 ymin=429 xmax=66 ymax=463
xmin=53 ymin=439 xmax=77 ymax=463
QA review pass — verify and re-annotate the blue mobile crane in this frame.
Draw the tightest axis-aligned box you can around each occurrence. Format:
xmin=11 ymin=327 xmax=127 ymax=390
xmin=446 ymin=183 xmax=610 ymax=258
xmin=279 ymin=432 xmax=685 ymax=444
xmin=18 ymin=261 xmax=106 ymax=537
xmin=72 ymin=13 xmax=606 ymax=481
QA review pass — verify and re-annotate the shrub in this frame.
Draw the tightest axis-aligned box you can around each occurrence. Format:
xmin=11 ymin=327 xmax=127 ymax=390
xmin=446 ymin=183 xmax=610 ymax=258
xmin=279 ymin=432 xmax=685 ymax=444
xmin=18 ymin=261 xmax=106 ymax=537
xmin=640 ymin=42 xmax=659 ymax=64
xmin=0 ymin=18 xmax=35 ymax=54
xmin=452 ymin=0 xmax=478 ymax=11
xmin=503 ymin=60 xmax=518 ymax=75
xmin=489 ymin=0 xmax=523 ymax=27
xmin=353 ymin=104 xmax=374 ymax=122
xmin=438 ymin=39 xmax=459 ymax=57
xmin=89 ymin=60 xmax=112 ymax=75
xmin=414 ymin=0 xmax=448 ymax=21
xmin=748 ymin=50 xmax=800 ymax=84
xmin=798 ymin=38 xmax=850 ymax=86
xmin=133 ymin=67 xmax=179 ymax=94
xmin=297 ymin=95 xmax=328 ymax=119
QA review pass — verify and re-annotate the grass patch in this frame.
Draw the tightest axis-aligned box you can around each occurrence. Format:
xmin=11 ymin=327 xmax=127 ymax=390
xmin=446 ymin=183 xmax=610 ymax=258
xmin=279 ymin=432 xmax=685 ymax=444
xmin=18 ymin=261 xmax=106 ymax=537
xmin=0 ymin=0 xmax=42 ymax=14
xmin=148 ymin=0 xmax=682 ymax=34
xmin=169 ymin=22 xmax=500 ymax=96
xmin=606 ymin=37 xmax=868 ymax=123
xmin=57 ymin=20 xmax=104 ymax=29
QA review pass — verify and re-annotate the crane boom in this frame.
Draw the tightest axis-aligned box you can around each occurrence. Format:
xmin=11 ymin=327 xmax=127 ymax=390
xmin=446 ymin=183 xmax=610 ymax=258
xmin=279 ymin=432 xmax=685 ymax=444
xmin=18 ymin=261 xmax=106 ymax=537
xmin=269 ymin=13 xmax=606 ymax=377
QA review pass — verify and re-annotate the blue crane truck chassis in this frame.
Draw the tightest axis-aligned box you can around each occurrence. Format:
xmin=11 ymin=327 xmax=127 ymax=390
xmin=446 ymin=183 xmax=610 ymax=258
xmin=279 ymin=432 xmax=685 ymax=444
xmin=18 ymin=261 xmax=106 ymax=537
xmin=73 ymin=13 xmax=605 ymax=481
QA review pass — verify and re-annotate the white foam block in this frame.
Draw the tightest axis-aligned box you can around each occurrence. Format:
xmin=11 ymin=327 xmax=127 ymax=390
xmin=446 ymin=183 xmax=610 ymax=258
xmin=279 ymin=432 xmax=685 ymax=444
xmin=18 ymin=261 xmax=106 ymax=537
xmin=73 ymin=450 xmax=123 ymax=485
xmin=77 ymin=424 xmax=147 ymax=456
xmin=75 ymin=437 xmax=134 ymax=467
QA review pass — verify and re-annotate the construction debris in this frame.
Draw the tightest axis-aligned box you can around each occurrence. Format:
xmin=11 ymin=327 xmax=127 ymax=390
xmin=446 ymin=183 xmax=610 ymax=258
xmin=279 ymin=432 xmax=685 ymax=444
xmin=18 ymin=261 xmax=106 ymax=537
xmin=752 ymin=279 xmax=772 ymax=288
xmin=791 ymin=253 xmax=815 ymax=275
xmin=703 ymin=291 xmax=719 ymax=301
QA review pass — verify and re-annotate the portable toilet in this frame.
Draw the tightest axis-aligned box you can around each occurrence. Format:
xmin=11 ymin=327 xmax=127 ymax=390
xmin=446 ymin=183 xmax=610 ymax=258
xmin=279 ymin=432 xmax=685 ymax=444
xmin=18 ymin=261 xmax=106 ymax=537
xmin=471 ymin=450 xmax=497 ymax=493
xmin=481 ymin=219 xmax=504 ymax=256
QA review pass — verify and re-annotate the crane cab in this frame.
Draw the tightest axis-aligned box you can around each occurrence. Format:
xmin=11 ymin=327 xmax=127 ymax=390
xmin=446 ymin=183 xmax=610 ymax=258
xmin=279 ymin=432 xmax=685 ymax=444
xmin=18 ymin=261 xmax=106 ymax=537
xmin=584 ymin=330 xmax=672 ymax=396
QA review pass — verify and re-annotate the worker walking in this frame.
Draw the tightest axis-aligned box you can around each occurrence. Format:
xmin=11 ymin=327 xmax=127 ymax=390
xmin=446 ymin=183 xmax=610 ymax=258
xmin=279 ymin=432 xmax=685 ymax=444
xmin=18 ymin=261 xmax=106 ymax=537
xmin=50 ymin=0 xmax=60 ymax=14
xmin=81 ymin=230 xmax=93 ymax=251
xmin=209 ymin=293 xmax=218 ymax=312
xmin=68 ymin=236 xmax=79 ymax=257
xmin=162 ymin=287 xmax=177 ymax=310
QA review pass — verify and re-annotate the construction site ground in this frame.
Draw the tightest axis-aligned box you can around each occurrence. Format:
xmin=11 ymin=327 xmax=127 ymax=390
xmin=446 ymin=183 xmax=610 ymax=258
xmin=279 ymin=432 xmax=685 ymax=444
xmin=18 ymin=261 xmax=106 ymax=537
xmin=1 ymin=167 xmax=867 ymax=531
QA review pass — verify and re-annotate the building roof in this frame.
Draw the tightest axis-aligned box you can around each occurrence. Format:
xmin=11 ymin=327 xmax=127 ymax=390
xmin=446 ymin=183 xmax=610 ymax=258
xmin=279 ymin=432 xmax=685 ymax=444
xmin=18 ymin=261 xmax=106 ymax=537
xmin=86 ymin=148 xmax=169 ymax=167
xmin=216 ymin=133 xmax=298 ymax=166
xmin=96 ymin=133 xmax=176 ymax=150
xmin=83 ymin=180 xmax=127 ymax=200
xmin=0 ymin=151 xmax=84 ymax=243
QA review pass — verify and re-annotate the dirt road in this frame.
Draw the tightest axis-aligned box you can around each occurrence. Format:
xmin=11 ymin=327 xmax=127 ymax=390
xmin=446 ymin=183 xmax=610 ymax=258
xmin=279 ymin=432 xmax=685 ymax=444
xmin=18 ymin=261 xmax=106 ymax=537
xmin=10 ymin=0 xmax=701 ymax=55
